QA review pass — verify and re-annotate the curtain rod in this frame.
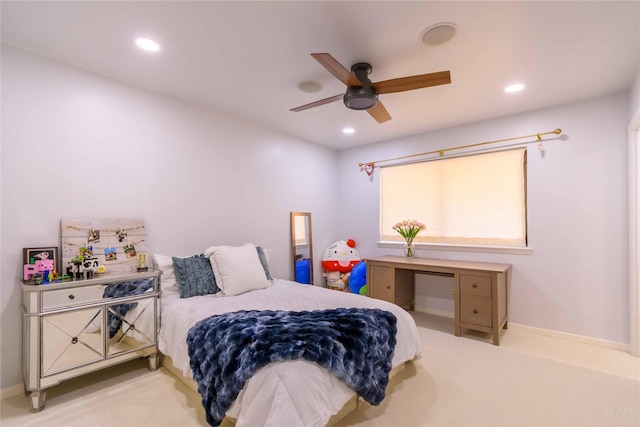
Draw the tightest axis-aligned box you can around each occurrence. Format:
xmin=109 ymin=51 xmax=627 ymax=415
xmin=358 ymin=128 xmax=562 ymax=172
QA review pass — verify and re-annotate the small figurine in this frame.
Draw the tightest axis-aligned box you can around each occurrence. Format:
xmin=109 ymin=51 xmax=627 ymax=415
xmin=31 ymin=273 xmax=43 ymax=285
xmin=69 ymin=255 xmax=84 ymax=279
xmin=24 ymin=259 xmax=54 ymax=281
xmin=137 ymin=254 xmax=148 ymax=271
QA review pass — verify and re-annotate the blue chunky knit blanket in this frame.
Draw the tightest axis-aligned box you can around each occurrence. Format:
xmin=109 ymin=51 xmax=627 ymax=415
xmin=102 ymin=278 xmax=154 ymax=338
xmin=187 ymin=307 xmax=397 ymax=427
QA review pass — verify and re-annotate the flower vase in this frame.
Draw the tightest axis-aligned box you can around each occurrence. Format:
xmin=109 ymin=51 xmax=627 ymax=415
xmin=404 ymin=240 xmax=415 ymax=258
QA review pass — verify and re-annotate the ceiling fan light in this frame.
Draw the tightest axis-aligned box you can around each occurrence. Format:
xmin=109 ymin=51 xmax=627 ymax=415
xmin=343 ymin=86 xmax=378 ymax=110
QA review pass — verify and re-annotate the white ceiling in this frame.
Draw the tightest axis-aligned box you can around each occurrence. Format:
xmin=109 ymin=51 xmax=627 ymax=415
xmin=2 ymin=1 xmax=639 ymax=150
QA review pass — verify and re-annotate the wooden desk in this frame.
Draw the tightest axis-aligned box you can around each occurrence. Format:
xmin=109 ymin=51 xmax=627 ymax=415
xmin=366 ymin=256 xmax=511 ymax=345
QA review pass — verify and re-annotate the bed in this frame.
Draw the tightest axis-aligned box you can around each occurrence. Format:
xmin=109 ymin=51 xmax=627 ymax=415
xmin=154 ymin=244 xmax=422 ymax=427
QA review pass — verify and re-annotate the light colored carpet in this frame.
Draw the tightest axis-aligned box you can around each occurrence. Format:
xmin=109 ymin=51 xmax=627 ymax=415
xmin=336 ymin=313 xmax=639 ymax=427
xmin=1 ymin=312 xmax=638 ymax=426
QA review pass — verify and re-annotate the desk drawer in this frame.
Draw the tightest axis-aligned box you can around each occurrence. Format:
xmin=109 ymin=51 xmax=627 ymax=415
xmin=460 ymin=295 xmax=492 ymax=327
xmin=460 ymin=275 xmax=491 ymax=297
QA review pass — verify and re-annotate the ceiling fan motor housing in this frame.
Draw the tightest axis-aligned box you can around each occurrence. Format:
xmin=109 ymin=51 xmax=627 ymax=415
xmin=344 ymin=62 xmax=378 ymax=110
xmin=344 ymin=87 xmax=378 ymax=110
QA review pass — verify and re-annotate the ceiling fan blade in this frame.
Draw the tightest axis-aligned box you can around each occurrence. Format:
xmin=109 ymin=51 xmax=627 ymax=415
xmin=373 ymin=70 xmax=451 ymax=94
xmin=367 ymin=101 xmax=392 ymax=123
xmin=311 ymin=53 xmax=362 ymax=87
xmin=290 ymin=94 xmax=343 ymax=112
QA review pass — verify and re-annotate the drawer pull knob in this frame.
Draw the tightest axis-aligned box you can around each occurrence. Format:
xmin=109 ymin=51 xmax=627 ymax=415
xmin=68 ymin=294 xmax=75 ymax=300
xmin=71 ymin=337 xmax=78 ymax=344
xmin=386 ymin=286 xmax=391 ymax=290
xmin=473 ymin=310 xmax=478 ymax=314
xmin=472 ymin=284 xmax=478 ymax=288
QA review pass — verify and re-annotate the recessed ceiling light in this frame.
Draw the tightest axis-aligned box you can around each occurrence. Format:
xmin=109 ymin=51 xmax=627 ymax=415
xmin=298 ymin=81 xmax=322 ymax=93
xmin=505 ymin=83 xmax=525 ymax=93
xmin=420 ymin=22 xmax=457 ymax=46
xmin=342 ymin=127 xmax=355 ymax=135
xmin=135 ymin=38 xmax=160 ymax=52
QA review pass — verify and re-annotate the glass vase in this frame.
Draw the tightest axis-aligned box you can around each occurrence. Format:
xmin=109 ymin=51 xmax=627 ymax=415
xmin=404 ymin=240 xmax=415 ymax=258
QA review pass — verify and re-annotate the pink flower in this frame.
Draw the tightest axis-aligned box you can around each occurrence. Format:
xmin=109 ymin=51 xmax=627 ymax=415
xmin=393 ymin=219 xmax=426 ymax=241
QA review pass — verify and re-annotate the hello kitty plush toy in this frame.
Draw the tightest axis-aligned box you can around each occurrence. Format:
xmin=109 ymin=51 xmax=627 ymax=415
xmin=322 ymin=239 xmax=361 ymax=289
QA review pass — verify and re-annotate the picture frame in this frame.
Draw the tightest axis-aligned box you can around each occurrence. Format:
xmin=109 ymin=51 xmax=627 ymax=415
xmin=23 ymin=247 xmax=59 ymax=272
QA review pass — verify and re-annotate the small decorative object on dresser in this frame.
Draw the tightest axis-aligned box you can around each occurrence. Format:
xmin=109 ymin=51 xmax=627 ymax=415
xmin=22 ymin=269 xmax=161 ymax=411
xmin=137 ymin=253 xmax=148 ymax=271
xmin=23 ymin=247 xmax=59 ymax=283
xmin=60 ymin=218 xmax=148 ymax=274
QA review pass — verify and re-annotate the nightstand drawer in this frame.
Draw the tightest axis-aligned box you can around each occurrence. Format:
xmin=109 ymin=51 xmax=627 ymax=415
xmin=42 ymin=285 xmax=106 ymax=311
xmin=460 ymin=275 xmax=491 ymax=297
xmin=460 ymin=295 xmax=492 ymax=327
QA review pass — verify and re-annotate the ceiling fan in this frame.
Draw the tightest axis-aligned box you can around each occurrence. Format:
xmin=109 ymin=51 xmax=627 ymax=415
xmin=290 ymin=53 xmax=451 ymax=124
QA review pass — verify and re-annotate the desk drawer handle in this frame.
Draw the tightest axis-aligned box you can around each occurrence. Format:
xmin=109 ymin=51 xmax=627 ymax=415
xmin=473 ymin=309 xmax=478 ymax=314
xmin=68 ymin=294 xmax=75 ymax=300
xmin=386 ymin=286 xmax=391 ymax=290
xmin=472 ymin=284 xmax=478 ymax=288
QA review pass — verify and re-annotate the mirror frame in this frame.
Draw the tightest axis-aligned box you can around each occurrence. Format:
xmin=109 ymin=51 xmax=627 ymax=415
xmin=290 ymin=211 xmax=313 ymax=285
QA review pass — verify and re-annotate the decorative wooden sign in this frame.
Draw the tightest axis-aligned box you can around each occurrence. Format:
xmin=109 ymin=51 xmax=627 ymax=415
xmin=61 ymin=219 xmax=147 ymax=274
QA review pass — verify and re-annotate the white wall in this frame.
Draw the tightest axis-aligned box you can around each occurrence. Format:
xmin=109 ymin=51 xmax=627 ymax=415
xmin=0 ymin=46 xmax=339 ymax=389
xmin=337 ymin=92 xmax=630 ymax=344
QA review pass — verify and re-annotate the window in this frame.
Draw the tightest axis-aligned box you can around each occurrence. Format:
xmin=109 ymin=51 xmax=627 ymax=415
xmin=380 ymin=148 xmax=527 ymax=247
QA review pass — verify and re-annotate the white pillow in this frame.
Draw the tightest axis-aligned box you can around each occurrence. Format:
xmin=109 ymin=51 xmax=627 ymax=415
xmin=152 ymin=254 xmax=179 ymax=293
xmin=207 ymin=243 xmax=271 ymax=296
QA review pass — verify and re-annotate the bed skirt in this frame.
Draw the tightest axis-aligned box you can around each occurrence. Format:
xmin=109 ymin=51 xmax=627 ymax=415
xmin=159 ymin=354 xmax=408 ymax=426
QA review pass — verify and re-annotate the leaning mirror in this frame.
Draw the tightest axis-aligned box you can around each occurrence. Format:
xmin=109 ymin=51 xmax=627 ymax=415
xmin=290 ymin=211 xmax=313 ymax=285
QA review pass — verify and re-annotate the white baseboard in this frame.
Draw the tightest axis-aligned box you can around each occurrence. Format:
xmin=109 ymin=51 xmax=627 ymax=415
xmin=508 ymin=322 xmax=631 ymax=353
xmin=0 ymin=383 xmax=24 ymax=401
xmin=417 ymin=308 xmax=633 ymax=354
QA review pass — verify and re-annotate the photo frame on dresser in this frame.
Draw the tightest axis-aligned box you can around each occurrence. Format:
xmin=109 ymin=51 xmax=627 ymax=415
xmin=23 ymin=247 xmax=59 ymax=272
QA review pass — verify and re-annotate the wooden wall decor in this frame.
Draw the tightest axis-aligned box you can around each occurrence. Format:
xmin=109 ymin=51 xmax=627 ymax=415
xmin=61 ymin=219 xmax=147 ymax=274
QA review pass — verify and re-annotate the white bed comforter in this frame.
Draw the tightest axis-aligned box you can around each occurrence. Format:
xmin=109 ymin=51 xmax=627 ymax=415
xmin=158 ymin=279 xmax=421 ymax=427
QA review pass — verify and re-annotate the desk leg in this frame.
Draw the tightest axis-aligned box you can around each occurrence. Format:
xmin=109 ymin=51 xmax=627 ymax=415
xmin=454 ymin=275 xmax=461 ymax=337
xmin=492 ymin=330 xmax=500 ymax=346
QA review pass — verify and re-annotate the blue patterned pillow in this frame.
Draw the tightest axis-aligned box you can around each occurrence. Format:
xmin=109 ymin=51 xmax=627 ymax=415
xmin=172 ymin=255 xmax=219 ymax=299
xmin=256 ymin=246 xmax=272 ymax=280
